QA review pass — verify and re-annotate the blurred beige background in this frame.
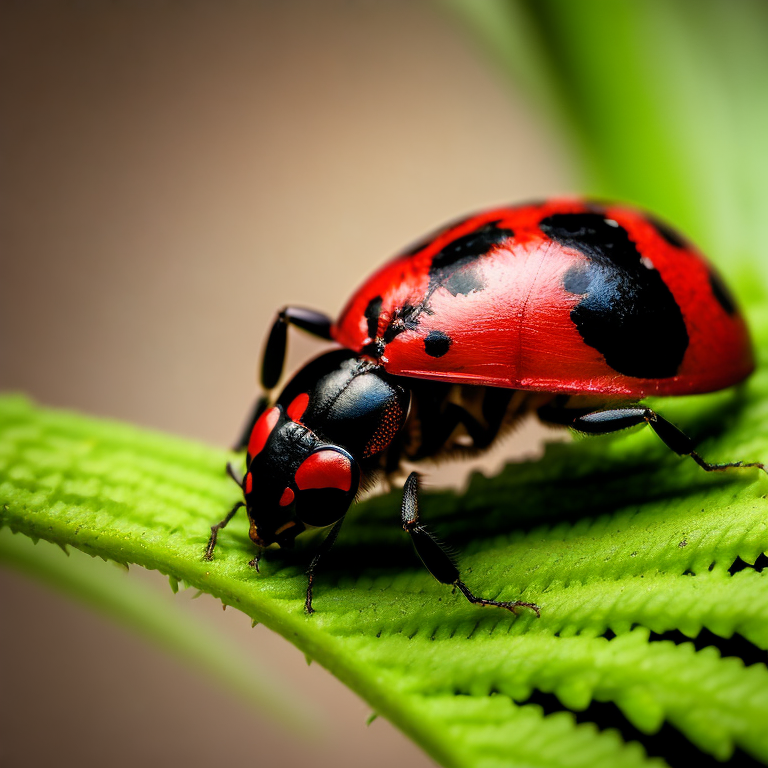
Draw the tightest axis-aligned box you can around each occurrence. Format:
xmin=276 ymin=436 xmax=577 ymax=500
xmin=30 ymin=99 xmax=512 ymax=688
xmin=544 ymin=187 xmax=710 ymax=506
xmin=1 ymin=2 xmax=572 ymax=766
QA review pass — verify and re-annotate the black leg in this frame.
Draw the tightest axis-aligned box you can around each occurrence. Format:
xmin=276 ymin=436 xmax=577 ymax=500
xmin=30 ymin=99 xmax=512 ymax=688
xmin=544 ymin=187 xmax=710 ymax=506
xmin=204 ymin=501 xmax=245 ymax=561
xmin=400 ymin=472 xmax=540 ymax=616
xmin=414 ymin=387 xmax=512 ymax=459
xmin=304 ymin=517 xmax=345 ymax=614
xmin=572 ymin=406 xmax=767 ymax=475
xmin=234 ymin=307 xmax=333 ymax=451
xmin=261 ymin=306 xmax=333 ymax=390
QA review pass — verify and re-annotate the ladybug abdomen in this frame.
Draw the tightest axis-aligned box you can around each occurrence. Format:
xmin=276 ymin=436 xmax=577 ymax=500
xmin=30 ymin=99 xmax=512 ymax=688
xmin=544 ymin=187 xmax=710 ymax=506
xmin=334 ymin=200 xmax=753 ymax=397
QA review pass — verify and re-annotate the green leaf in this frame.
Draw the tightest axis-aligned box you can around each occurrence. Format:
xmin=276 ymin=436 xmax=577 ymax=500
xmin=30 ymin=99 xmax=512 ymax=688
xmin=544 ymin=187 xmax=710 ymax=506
xmin=2 ymin=310 xmax=768 ymax=766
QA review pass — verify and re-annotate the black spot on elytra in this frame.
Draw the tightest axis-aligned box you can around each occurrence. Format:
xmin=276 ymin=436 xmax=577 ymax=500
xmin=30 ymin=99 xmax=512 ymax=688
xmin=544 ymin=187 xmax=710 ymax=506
xmin=401 ymin=216 xmax=467 ymax=257
xmin=430 ymin=221 xmax=513 ymax=272
xmin=542 ymin=212 xmax=689 ymax=379
xmin=709 ymin=269 xmax=737 ymax=315
xmin=364 ymin=296 xmax=383 ymax=339
xmin=383 ymin=302 xmax=423 ymax=343
xmin=441 ymin=269 xmax=484 ymax=296
xmin=562 ymin=267 xmax=591 ymax=295
xmin=377 ymin=219 xmax=514 ymax=354
xmin=424 ymin=330 xmax=452 ymax=358
xmin=429 ymin=220 xmax=513 ymax=296
xmin=400 ymin=211 xmax=484 ymax=257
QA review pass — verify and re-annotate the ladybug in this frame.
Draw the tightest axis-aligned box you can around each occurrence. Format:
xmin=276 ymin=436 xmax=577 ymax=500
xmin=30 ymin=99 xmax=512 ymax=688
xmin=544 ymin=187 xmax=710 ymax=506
xmin=204 ymin=199 xmax=764 ymax=614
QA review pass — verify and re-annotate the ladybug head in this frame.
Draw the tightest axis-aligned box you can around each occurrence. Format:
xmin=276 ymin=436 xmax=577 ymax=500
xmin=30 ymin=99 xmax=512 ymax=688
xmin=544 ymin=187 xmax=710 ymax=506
xmin=241 ymin=350 xmax=407 ymax=550
xmin=242 ymin=404 xmax=360 ymax=549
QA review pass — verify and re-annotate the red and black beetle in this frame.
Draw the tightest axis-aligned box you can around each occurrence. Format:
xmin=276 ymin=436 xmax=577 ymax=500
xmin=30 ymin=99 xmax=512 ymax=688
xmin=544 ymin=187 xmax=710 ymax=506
xmin=204 ymin=199 xmax=764 ymax=614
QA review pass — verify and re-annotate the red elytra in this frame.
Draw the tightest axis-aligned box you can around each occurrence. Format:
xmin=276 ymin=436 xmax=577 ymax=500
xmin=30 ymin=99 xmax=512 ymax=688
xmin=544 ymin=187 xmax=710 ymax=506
xmin=247 ymin=406 xmax=280 ymax=459
xmin=334 ymin=200 xmax=753 ymax=397
xmin=279 ymin=487 xmax=295 ymax=506
xmin=295 ymin=450 xmax=353 ymax=492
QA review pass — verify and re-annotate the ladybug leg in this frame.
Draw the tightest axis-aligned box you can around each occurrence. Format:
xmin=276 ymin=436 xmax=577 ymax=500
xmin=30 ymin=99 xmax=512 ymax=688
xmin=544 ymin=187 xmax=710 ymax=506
xmin=234 ymin=307 xmax=333 ymax=451
xmin=571 ymin=407 xmax=767 ymax=475
xmin=304 ymin=517 xmax=345 ymax=614
xmin=262 ymin=307 xmax=333 ymax=390
xmin=400 ymin=472 xmax=540 ymax=616
xmin=415 ymin=388 xmax=512 ymax=458
xmin=203 ymin=501 xmax=245 ymax=561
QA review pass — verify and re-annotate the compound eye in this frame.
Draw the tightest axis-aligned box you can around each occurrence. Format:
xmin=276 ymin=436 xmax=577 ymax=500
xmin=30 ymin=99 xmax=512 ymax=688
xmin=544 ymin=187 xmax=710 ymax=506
xmin=294 ymin=447 xmax=359 ymax=527
xmin=247 ymin=406 xmax=281 ymax=460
